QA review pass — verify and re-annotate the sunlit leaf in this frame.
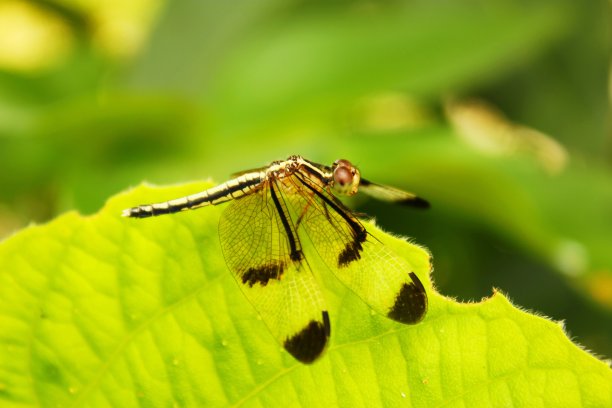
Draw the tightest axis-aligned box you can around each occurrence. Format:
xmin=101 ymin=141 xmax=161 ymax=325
xmin=0 ymin=183 xmax=609 ymax=407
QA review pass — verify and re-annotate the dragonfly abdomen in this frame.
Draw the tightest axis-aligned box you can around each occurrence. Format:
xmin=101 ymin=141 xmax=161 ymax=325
xmin=122 ymin=172 xmax=264 ymax=218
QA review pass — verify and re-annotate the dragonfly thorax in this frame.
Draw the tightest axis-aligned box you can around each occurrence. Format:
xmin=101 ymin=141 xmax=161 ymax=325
xmin=266 ymin=156 xmax=303 ymax=180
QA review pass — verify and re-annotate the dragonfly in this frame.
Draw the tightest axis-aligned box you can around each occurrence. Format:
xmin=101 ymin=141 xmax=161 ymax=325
xmin=123 ymin=155 xmax=429 ymax=363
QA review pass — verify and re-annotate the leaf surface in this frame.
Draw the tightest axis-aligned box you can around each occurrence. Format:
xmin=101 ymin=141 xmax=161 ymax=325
xmin=0 ymin=183 xmax=610 ymax=407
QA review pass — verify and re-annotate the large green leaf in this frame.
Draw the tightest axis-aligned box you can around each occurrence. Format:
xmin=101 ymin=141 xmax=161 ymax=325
xmin=0 ymin=183 xmax=610 ymax=407
xmin=128 ymin=1 xmax=573 ymax=135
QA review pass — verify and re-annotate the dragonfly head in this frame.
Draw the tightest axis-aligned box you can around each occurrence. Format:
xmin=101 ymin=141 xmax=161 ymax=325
xmin=332 ymin=159 xmax=361 ymax=196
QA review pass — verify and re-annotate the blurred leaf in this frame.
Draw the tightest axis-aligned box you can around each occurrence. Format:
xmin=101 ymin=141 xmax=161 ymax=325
xmin=208 ymin=4 xmax=572 ymax=133
xmin=0 ymin=93 xmax=201 ymax=216
xmin=484 ymin=0 xmax=611 ymax=158
xmin=0 ymin=183 xmax=610 ymax=407
xmin=128 ymin=2 xmax=574 ymax=136
xmin=125 ymin=0 xmax=292 ymax=95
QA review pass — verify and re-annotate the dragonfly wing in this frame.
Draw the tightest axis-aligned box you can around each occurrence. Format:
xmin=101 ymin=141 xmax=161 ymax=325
xmin=218 ymin=180 xmax=329 ymax=363
xmin=285 ymin=172 xmax=428 ymax=324
xmin=359 ymin=178 xmax=430 ymax=208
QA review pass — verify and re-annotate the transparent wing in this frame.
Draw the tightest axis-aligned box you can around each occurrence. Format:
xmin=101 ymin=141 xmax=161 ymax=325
xmin=360 ymin=178 xmax=430 ymax=209
xmin=284 ymin=172 xmax=427 ymax=324
xmin=218 ymin=181 xmax=329 ymax=363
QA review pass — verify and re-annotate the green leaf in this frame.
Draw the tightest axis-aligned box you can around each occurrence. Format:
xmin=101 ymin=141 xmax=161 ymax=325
xmin=0 ymin=183 xmax=610 ymax=407
xmin=208 ymin=3 xmax=571 ymax=133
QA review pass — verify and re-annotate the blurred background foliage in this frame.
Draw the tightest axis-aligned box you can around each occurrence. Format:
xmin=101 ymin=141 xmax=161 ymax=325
xmin=0 ymin=0 xmax=610 ymax=358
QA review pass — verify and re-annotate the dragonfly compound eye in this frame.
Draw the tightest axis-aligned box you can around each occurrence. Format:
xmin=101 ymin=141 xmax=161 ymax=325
xmin=333 ymin=162 xmax=360 ymax=196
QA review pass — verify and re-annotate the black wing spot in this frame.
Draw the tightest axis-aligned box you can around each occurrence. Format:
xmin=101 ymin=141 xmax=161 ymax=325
xmin=242 ymin=261 xmax=286 ymax=287
xmin=283 ymin=311 xmax=330 ymax=364
xmin=338 ymin=242 xmax=362 ymax=267
xmin=387 ymin=272 xmax=428 ymax=324
xmin=400 ymin=196 xmax=430 ymax=209
xmin=338 ymin=229 xmax=367 ymax=268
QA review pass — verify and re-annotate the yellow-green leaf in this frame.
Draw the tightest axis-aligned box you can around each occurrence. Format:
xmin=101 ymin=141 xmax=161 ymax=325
xmin=0 ymin=183 xmax=610 ymax=407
